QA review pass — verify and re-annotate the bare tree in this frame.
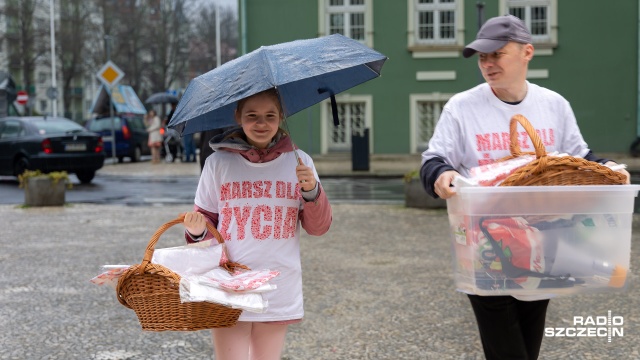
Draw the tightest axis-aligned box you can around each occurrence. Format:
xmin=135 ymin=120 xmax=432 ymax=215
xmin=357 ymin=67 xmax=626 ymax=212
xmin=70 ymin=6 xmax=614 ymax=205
xmin=189 ymin=3 xmax=238 ymax=79
xmin=58 ymin=0 xmax=99 ymax=118
xmin=1 ymin=0 xmax=49 ymax=104
xmin=0 ymin=0 xmax=238 ymax=119
xmin=145 ymin=0 xmax=191 ymax=95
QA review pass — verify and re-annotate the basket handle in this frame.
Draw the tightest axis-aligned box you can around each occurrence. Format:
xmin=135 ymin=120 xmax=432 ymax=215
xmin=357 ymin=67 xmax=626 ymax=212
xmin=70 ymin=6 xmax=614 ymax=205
xmin=509 ymin=114 xmax=546 ymax=159
xmin=138 ymin=214 xmax=235 ymax=272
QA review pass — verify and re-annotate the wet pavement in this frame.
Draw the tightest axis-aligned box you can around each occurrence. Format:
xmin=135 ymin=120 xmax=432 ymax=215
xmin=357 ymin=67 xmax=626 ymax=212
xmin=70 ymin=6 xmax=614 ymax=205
xmin=1 ymin=203 xmax=639 ymax=359
xmin=0 ymin=154 xmax=413 ymax=206
xmin=2 ymin=153 xmax=640 ymax=359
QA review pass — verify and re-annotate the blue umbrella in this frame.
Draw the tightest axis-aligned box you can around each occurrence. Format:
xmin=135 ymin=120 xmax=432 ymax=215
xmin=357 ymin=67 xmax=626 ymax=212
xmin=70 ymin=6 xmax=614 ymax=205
xmin=145 ymin=92 xmax=179 ymax=105
xmin=168 ymin=34 xmax=387 ymax=136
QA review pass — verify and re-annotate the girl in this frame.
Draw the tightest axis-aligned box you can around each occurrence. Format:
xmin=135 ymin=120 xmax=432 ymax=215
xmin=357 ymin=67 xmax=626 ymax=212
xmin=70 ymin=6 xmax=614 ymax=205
xmin=144 ymin=109 xmax=163 ymax=164
xmin=182 ymin=88 xmax=332 ymax=360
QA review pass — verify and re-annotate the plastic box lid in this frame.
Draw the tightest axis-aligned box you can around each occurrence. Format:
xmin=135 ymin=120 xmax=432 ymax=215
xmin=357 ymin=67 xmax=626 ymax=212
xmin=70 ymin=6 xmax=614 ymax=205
xmin=447 ymin=185 xmax=640 ymax=216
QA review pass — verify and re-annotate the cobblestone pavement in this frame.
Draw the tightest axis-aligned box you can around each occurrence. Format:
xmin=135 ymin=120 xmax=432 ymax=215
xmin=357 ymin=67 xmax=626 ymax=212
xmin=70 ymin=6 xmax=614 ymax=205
xmin=1 ymin=203 xmax=639 ymax=359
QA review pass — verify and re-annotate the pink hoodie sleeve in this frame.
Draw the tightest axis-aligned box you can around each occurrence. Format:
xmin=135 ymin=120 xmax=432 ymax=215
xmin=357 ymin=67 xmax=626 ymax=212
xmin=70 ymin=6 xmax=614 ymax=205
xmin=299 ymin=183 xmax=332 ymax=236
xmin=184 ymin=205 xmax=220 ymax=244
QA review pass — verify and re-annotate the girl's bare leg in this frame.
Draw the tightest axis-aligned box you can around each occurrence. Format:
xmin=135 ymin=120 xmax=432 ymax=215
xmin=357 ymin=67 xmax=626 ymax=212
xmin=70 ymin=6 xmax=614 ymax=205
xmin=249 ymin=323 xmax=288 ymax=360
xmin=212 ymin=322 xmax=252 ymax=360
xmin=211 ymin=322 xmax=288 ymax=360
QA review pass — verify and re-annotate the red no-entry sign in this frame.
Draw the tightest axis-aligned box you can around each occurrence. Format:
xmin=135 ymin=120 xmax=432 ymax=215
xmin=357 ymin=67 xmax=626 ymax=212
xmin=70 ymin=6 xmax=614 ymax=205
xmin=16 ymin=90 xmax=28 ymax=105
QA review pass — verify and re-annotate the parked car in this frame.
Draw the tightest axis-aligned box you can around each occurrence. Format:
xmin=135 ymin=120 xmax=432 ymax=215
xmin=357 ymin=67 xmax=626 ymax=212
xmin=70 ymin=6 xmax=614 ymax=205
xmin=0 ymin=116 xmax=105 ymax=183
xmin=85 ymin=114 xmax=150 ymax=163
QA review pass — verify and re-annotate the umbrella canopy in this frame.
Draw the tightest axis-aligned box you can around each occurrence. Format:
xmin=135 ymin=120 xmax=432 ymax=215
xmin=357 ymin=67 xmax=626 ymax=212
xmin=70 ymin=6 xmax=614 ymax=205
xmin=168 ymin=34 xmax=387 ymax=136
xmin=146 ymin=92 xmax=179 ymax=105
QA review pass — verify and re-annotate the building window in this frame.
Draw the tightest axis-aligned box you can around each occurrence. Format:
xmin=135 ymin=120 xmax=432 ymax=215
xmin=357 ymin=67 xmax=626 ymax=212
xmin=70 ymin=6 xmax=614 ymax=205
xmin=410 ymin=93 xmax=452 ymax=153
xmin=39 ymin=72 xmax=47 ymax=84
xmin=501 ymin=0 xmax=557 ymax=48
xmin=319 ymin=0 xmax=373 ymax=47
xmin=407 ymin=0 xmax=465 ymax=56
xmin=321 ymin=95 xmax=372 ymax=153
xmin=416 ymin=0 xmax=456 ymax=45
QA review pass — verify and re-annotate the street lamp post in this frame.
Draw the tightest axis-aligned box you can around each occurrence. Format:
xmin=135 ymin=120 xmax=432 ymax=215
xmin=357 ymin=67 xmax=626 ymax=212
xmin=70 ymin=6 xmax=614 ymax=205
xmin=49 ymin=0 xmax=57 ymax=117
xmin=104 ymin=35 xmax=116 ymax=162
xmin=216 ymin=4 xmax=221 ymax=68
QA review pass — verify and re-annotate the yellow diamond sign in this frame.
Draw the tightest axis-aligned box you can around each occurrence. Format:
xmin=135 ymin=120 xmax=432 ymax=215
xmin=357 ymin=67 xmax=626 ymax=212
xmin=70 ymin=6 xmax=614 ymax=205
xmin=96 ymin=61 xmax=124 ymax=87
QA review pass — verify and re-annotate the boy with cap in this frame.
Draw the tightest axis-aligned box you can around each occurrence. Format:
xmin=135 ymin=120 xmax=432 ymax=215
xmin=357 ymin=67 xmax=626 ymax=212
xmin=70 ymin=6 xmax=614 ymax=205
xmin=420 ymin=14 xmax=629 ymax=359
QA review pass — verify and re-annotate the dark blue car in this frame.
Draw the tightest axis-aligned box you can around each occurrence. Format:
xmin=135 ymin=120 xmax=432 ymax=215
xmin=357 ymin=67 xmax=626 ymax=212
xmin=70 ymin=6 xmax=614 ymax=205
xmin=85 ymin=115 xmax=150 ymax=163
xmin=0 ymin=116 xmax=105 ymax=183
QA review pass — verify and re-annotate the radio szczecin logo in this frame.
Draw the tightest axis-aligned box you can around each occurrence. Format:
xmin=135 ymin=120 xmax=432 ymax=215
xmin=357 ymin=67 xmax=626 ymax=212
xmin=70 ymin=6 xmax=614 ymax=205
xmin=545 ymin=310 xmax=623 ymax=342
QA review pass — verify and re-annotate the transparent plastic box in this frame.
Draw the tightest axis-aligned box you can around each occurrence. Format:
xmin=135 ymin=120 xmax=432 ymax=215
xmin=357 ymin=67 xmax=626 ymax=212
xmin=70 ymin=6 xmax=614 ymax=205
xmin=446 ymin=185 xmax=640 ymax=296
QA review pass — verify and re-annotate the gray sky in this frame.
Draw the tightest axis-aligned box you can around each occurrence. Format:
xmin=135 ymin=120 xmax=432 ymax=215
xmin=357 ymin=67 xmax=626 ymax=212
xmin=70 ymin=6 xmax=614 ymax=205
xmin=206 ymin=0 xmax=237 ymax=10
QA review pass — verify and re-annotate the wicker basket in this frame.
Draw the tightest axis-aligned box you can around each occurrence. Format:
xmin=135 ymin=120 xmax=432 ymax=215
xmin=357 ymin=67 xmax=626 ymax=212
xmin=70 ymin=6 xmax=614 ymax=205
xmin=498 ymin=114 xmax=627 ymax=186
xmin=116 ymin=215 xmax=247 ymax=331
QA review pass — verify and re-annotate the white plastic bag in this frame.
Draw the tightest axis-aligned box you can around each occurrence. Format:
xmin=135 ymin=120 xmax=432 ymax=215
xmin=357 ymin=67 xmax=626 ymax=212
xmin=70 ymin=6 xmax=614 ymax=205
xmin=197 ymin=268 xmax=280 ymax=293
xmin=179 ymin=277 xmax=269 ymax=313
xmin=89 ymin=265 xmax=131 ymax=288
xmin=151 ymin=239 xmax=224 ymax=276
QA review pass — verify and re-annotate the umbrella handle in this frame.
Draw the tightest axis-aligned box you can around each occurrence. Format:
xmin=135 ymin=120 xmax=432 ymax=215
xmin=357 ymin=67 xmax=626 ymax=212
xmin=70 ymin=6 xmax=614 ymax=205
xmin=282 ymin=117 xmax=301 ymax=164
xmin=318 ymin=89 xmax=341 ymax=126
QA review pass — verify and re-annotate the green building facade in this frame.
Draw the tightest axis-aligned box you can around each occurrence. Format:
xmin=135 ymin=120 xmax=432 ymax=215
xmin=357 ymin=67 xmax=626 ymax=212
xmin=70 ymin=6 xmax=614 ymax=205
xmin=238 ymin=0 xmax=639 ymax=156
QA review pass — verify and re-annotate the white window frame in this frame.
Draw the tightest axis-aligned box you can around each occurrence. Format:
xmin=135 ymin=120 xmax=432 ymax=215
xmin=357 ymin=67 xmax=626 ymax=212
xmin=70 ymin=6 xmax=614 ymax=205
xmin=410 ymin=93 xmax=453 ymax=153
xmin=414 ymin=0 xmax=457 ymax=45
xmin=407 ymin=0 xmax=465 ymax=58
xmin=500 ymin=0 xmax=557 ymax=52
xmin=320 ymin=94 xmax=373 ymax=154
xmin=318 ymin=0 xmax=374 ymax=48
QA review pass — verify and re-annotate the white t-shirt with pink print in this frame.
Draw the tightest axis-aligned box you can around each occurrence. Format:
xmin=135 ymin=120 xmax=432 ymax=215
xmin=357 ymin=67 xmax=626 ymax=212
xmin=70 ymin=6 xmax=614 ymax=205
xmin=422 ymin=81 xmax=590 ymax=178
xmin=195 ymin=149 xmax=318 ymax=321
xmin=422 ymin=81 xmax=592 ymax=301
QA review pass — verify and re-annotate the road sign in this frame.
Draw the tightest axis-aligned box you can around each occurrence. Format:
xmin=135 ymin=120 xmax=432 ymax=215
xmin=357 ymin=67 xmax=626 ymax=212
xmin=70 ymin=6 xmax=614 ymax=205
xmin=46 ymin=87 xmax=58 ymax=100
xmin=16 ymin=90 xmax=28 ymax=105
xmin=96 ymin=60 xmax=124 ymax=87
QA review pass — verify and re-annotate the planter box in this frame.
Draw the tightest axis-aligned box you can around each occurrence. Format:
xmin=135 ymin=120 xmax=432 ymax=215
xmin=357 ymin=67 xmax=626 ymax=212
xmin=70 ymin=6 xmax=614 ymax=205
xmin=24 ymin=177 xmax=66 ymax=206
xmin=404 ymin=180 xmax=446 ymax=209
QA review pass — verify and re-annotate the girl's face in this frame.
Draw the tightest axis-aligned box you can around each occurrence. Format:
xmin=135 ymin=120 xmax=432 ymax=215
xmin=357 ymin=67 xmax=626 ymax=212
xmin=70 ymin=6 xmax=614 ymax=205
xmin=235 ymin=93 xmax=282 ymax=149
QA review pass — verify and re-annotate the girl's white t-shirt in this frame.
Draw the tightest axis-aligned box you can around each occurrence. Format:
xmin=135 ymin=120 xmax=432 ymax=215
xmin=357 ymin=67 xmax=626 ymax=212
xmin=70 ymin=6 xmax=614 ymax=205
xmin=195 ymin=150 xmax=317 ymax=321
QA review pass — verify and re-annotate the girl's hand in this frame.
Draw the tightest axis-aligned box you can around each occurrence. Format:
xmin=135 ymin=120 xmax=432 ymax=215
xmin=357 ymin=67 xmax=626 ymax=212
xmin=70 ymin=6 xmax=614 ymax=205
xmin=183 ymin=211 xmax=206 ymax=237
xmin=296 ymin=159 xmax=317 ymax=192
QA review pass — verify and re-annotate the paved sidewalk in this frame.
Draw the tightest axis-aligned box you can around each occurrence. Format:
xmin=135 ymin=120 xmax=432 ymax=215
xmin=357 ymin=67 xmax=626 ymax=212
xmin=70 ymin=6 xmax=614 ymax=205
xmin=2 ymin=152 xmax=639 ymax=359
xmin=1 ymin=203 xmax=639 ymax=359
xmin=96 ymin=152 xmax=640 ymax=178
xmin=96 ymin=153 xmax=423 ymax=178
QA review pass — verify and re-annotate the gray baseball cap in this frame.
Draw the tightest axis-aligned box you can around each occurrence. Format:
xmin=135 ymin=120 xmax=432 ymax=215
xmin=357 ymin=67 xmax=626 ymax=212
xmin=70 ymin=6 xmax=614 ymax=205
xmin=463 ymin=15 xmax=532 ymax=58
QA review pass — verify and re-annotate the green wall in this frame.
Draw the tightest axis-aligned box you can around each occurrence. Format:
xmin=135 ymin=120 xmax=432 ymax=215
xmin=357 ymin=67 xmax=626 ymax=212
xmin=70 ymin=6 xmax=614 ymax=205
xmin=240 ymin=0 xmax=640 ymax=154
xmin=546 ymin=0 xmax=637 ymax=152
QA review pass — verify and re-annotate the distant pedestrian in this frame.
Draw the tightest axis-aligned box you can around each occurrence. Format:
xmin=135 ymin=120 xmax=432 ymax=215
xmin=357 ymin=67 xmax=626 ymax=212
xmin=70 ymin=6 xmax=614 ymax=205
xmin=182 ymin=132 xmax=196 ymax=162
xmin=167 ymin=102 xmax=194 ymax=163
xmin=144 ymin=109 xmax=162 ymax=164
xmin=182 ymin=88 xmax=332 ymax=360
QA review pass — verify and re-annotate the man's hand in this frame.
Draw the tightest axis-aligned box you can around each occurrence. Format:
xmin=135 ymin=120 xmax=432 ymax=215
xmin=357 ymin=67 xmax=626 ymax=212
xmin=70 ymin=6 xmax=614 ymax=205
xmin=434 ymin=170 xmax=460 ymax=199
xmin=604 ymin=161 xmax=631 ymax=184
